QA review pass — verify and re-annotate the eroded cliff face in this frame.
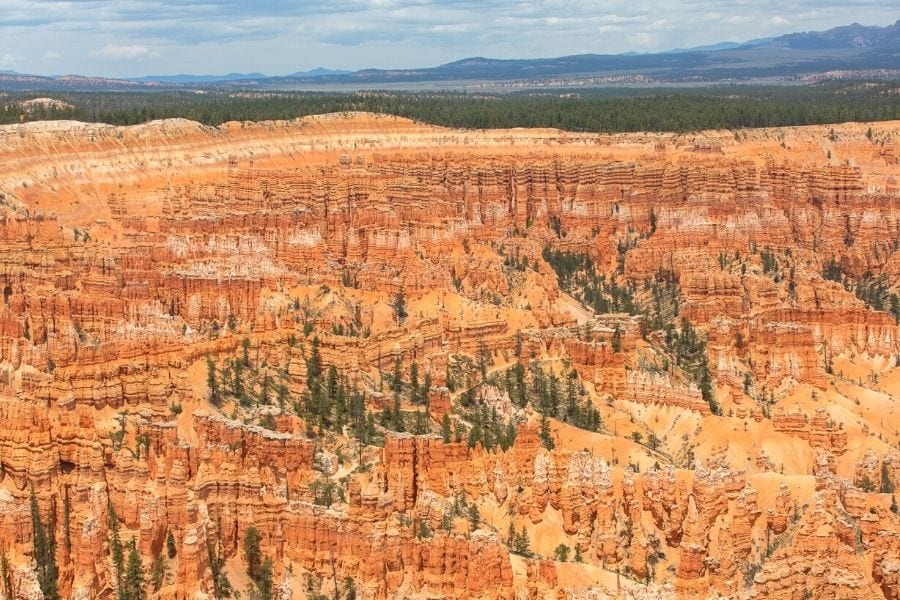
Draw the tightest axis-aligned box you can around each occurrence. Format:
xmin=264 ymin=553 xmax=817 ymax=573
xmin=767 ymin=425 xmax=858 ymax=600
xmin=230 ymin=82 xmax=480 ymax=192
xmin=0 ymin=113 xmax=898 ymax=600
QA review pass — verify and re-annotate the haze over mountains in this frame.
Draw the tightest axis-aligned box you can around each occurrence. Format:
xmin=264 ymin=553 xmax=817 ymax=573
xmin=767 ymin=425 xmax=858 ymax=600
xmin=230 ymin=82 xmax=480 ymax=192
xmin=0 ymin=20 xmax=897 ymax=91
xmin=127 ymin=68 xmax=352 ymax=84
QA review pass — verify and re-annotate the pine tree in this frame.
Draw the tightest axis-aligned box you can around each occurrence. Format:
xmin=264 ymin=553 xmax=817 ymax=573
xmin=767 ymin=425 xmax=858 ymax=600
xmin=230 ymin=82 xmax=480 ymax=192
xmin=206 ymin=537 xmax=232 ymax=600
xmin=414 ymin=409 xmax=427 ymax=434
xmin=393 ymin=287 xmax=408 ymax=325
xmin=699 ymin=361 xmax=719 ymax=415
xmin=539 ymin=414 xmax=555 ymax=450
xmin=468 ymin=419 xmax=482 ymax=449
xmin=611 ymin=325 xmax=622 ymax=352
xmin=232 ymin=360 xmax=245 ymax=402
xmin=392 ymin=356 xmax=403 ymax=393
xmin=276 ymin=383 xmax=289 ymax=408
xmin=165 ymin=530 xmax=177 ymax=559
xmin=241 ymin=337 xmax=251 ymax=367
xmin=151 ymin=554 xmax=166 ymax=592
xmin=441 ymin=414 xmax=452 ymax=443
xmin=109 ymin=503 xmax=124 ymax=590
xmin=30 ymin=489 xmax=60 ymax=600
xmin=260 ymin=372 xmax=272 ymax=405
xmin=514 ymin=527 xmax=531 ymax=557
xmin=511 ymin=363 xmax=526 ymax=407
xmin=392 ymin=392 xmax=404 ymax=432
xmin=409 ymin=362 xmax=419 ymax=403
xmin=123 ymin=540 xmax=145 ymax=600
xmin=422 ymin=371 xmax=432 ymax=405
xmin=307 ymin=337 xmax=322 ymax=379
xmin=326 ymin=365 xmax=338 ymax=401
xmin=860 ymin=474 xmax=876 ymax=492
xmin=468 ymin=504 xmax=480 ymax=530
xmin=553 ymin=544 xmax=570 ymax=562
xmin=206 ymin=356 xmax=219 ymax=405
xmin=254 ymin=557 xmax=274 ymax=600
xmin=243 ymin=526 xmax=263 ymax=580
xmin=881 ymin=461 xmax=895 ymax=494
xmin=417 ymin=520 xmax=432 ymax=539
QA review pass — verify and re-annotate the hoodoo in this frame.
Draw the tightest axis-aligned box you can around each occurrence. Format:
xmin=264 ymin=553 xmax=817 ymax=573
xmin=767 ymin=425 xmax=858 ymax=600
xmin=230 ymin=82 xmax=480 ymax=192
xmin=0 ymin=113 xmax=898 ymax=599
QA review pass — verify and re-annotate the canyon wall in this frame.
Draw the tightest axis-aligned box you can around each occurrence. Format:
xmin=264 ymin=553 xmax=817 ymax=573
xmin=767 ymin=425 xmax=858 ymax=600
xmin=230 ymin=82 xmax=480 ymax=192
xmin=0 ymin=114 xmax=897 ymax=599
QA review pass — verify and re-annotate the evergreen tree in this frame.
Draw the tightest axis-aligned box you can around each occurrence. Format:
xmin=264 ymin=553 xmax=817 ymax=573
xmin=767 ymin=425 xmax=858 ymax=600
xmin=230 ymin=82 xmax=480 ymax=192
xmin=206 ymin=537 xmax=232 ymax=600
xmin=539 ymin=414 xmax=555 ymax=450
xmin=206 ymin=356 xmax=219 ymax=405
xmin=232 ymin=360 xmax=245 ymax=403
xmin=326 ymin=365 xmax=338 ymax=402
xmin=243 ymin=526 xmax=263 ymax=580
xmin=276 ymin=383 xmax=289 ymax=408
xmin=441 ymin=414 xmax=452 ymax=443
xmin=417 ymin=520 xmax=432 ymax=539
xmin=860 ymin=474 xmax=876 ymax=492
xmin=611 ymin=325 xmax=622 ymax=352
xmin=109 ymin=503 xmax=124 ymax=590
xmin=123 ymin=541 xmax=146 ymax=600
xmin=514 ymin=528 xmax=532 ymax=557
xmin=151 ymin=554 xmax=166 ymax=592
xmin=511 ymin=363 xmax=527 ymax=407
xmin=241 ymin=337 xmax=251 ymax=367
xmin=467 ymin=419 xmax=482 ymax=449
xmin=306 ymin=337 xmax=322 ymax=379
xmin=501 ymin=420 xmax=518 ymax=451
xmin=260 ymin=372 xmax=272 ymax=405
xmin=253 ymin=558 xmax=274 ymax=600
xmin=468 ymin=504 xmax=481 ymax=530
xmin=165 ymin=530 xmax=177 ymax=559
xmin=393 ymin=288 xmax=408 ymax=325
xmin=30 ymin=489 xmax=60 ymax=600
xmin=391 ymin=392 xmax=404 ymax=432
xmin=392 ymin=356 xmax=403 ymax=393
xmin=409 ymin=362 xmax=420 ymax=403
xmin=414 ymin=409 xmax=427 ymax=435
xmin=881 ymin=461 xmax=895 ymax=494
xmin=422 ymin=371 xmax=432 ymax=405
xmin=553 ymin=544 xmax=570 ymax=562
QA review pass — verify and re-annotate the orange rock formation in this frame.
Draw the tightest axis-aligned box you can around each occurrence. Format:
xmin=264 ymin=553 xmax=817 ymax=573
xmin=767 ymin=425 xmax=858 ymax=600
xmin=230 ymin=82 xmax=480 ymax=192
xmin=0 ymin=113 xmax=897 ymax=599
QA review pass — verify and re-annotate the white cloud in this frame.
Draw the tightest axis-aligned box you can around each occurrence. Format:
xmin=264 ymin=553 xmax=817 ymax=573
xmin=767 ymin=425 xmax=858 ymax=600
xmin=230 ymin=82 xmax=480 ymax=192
xmin=94 ymin=44 xmax=156 ymax=60
xmin=0 ymin=1 xmax=894 ymax=76
xmin=0 ymin=53 xmax=19 ymax=69
xmin=725 ymin=15 xmax=755 ymax=25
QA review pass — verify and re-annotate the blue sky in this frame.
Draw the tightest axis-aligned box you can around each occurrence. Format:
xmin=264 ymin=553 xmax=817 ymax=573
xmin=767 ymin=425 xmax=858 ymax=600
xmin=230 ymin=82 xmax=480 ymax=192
xmin=0 ymin=1 xmax=896 ymax=77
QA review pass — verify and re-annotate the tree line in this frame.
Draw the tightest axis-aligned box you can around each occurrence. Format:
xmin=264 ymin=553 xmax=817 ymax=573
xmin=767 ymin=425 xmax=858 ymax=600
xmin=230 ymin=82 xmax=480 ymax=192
xmin=0 ymin=81 xmax=898 ymax=131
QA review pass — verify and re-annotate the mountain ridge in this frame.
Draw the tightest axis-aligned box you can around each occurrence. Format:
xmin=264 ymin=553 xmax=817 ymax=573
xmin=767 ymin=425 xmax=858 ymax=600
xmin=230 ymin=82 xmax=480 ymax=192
xmin=0 ymin=20 xmax=897 ymax=91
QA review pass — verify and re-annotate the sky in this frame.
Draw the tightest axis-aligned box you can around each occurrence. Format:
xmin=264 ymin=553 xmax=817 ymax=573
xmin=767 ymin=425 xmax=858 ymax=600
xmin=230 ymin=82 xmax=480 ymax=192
xmin=0 ymin=0 xmax=896 ymax=78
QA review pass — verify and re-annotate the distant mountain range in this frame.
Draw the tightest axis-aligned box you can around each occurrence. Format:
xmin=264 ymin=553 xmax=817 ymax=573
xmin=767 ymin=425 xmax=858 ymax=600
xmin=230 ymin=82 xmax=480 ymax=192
xmin=127 ymin=68 xmax=350 ymax=84
xmin=0 ymin=20 xmax=897 ymax=92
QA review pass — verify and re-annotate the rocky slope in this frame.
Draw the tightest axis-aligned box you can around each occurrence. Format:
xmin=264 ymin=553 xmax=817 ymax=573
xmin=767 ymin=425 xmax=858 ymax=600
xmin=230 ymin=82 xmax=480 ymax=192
xmin=0 ymin=113 xmax=898 ymax=599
